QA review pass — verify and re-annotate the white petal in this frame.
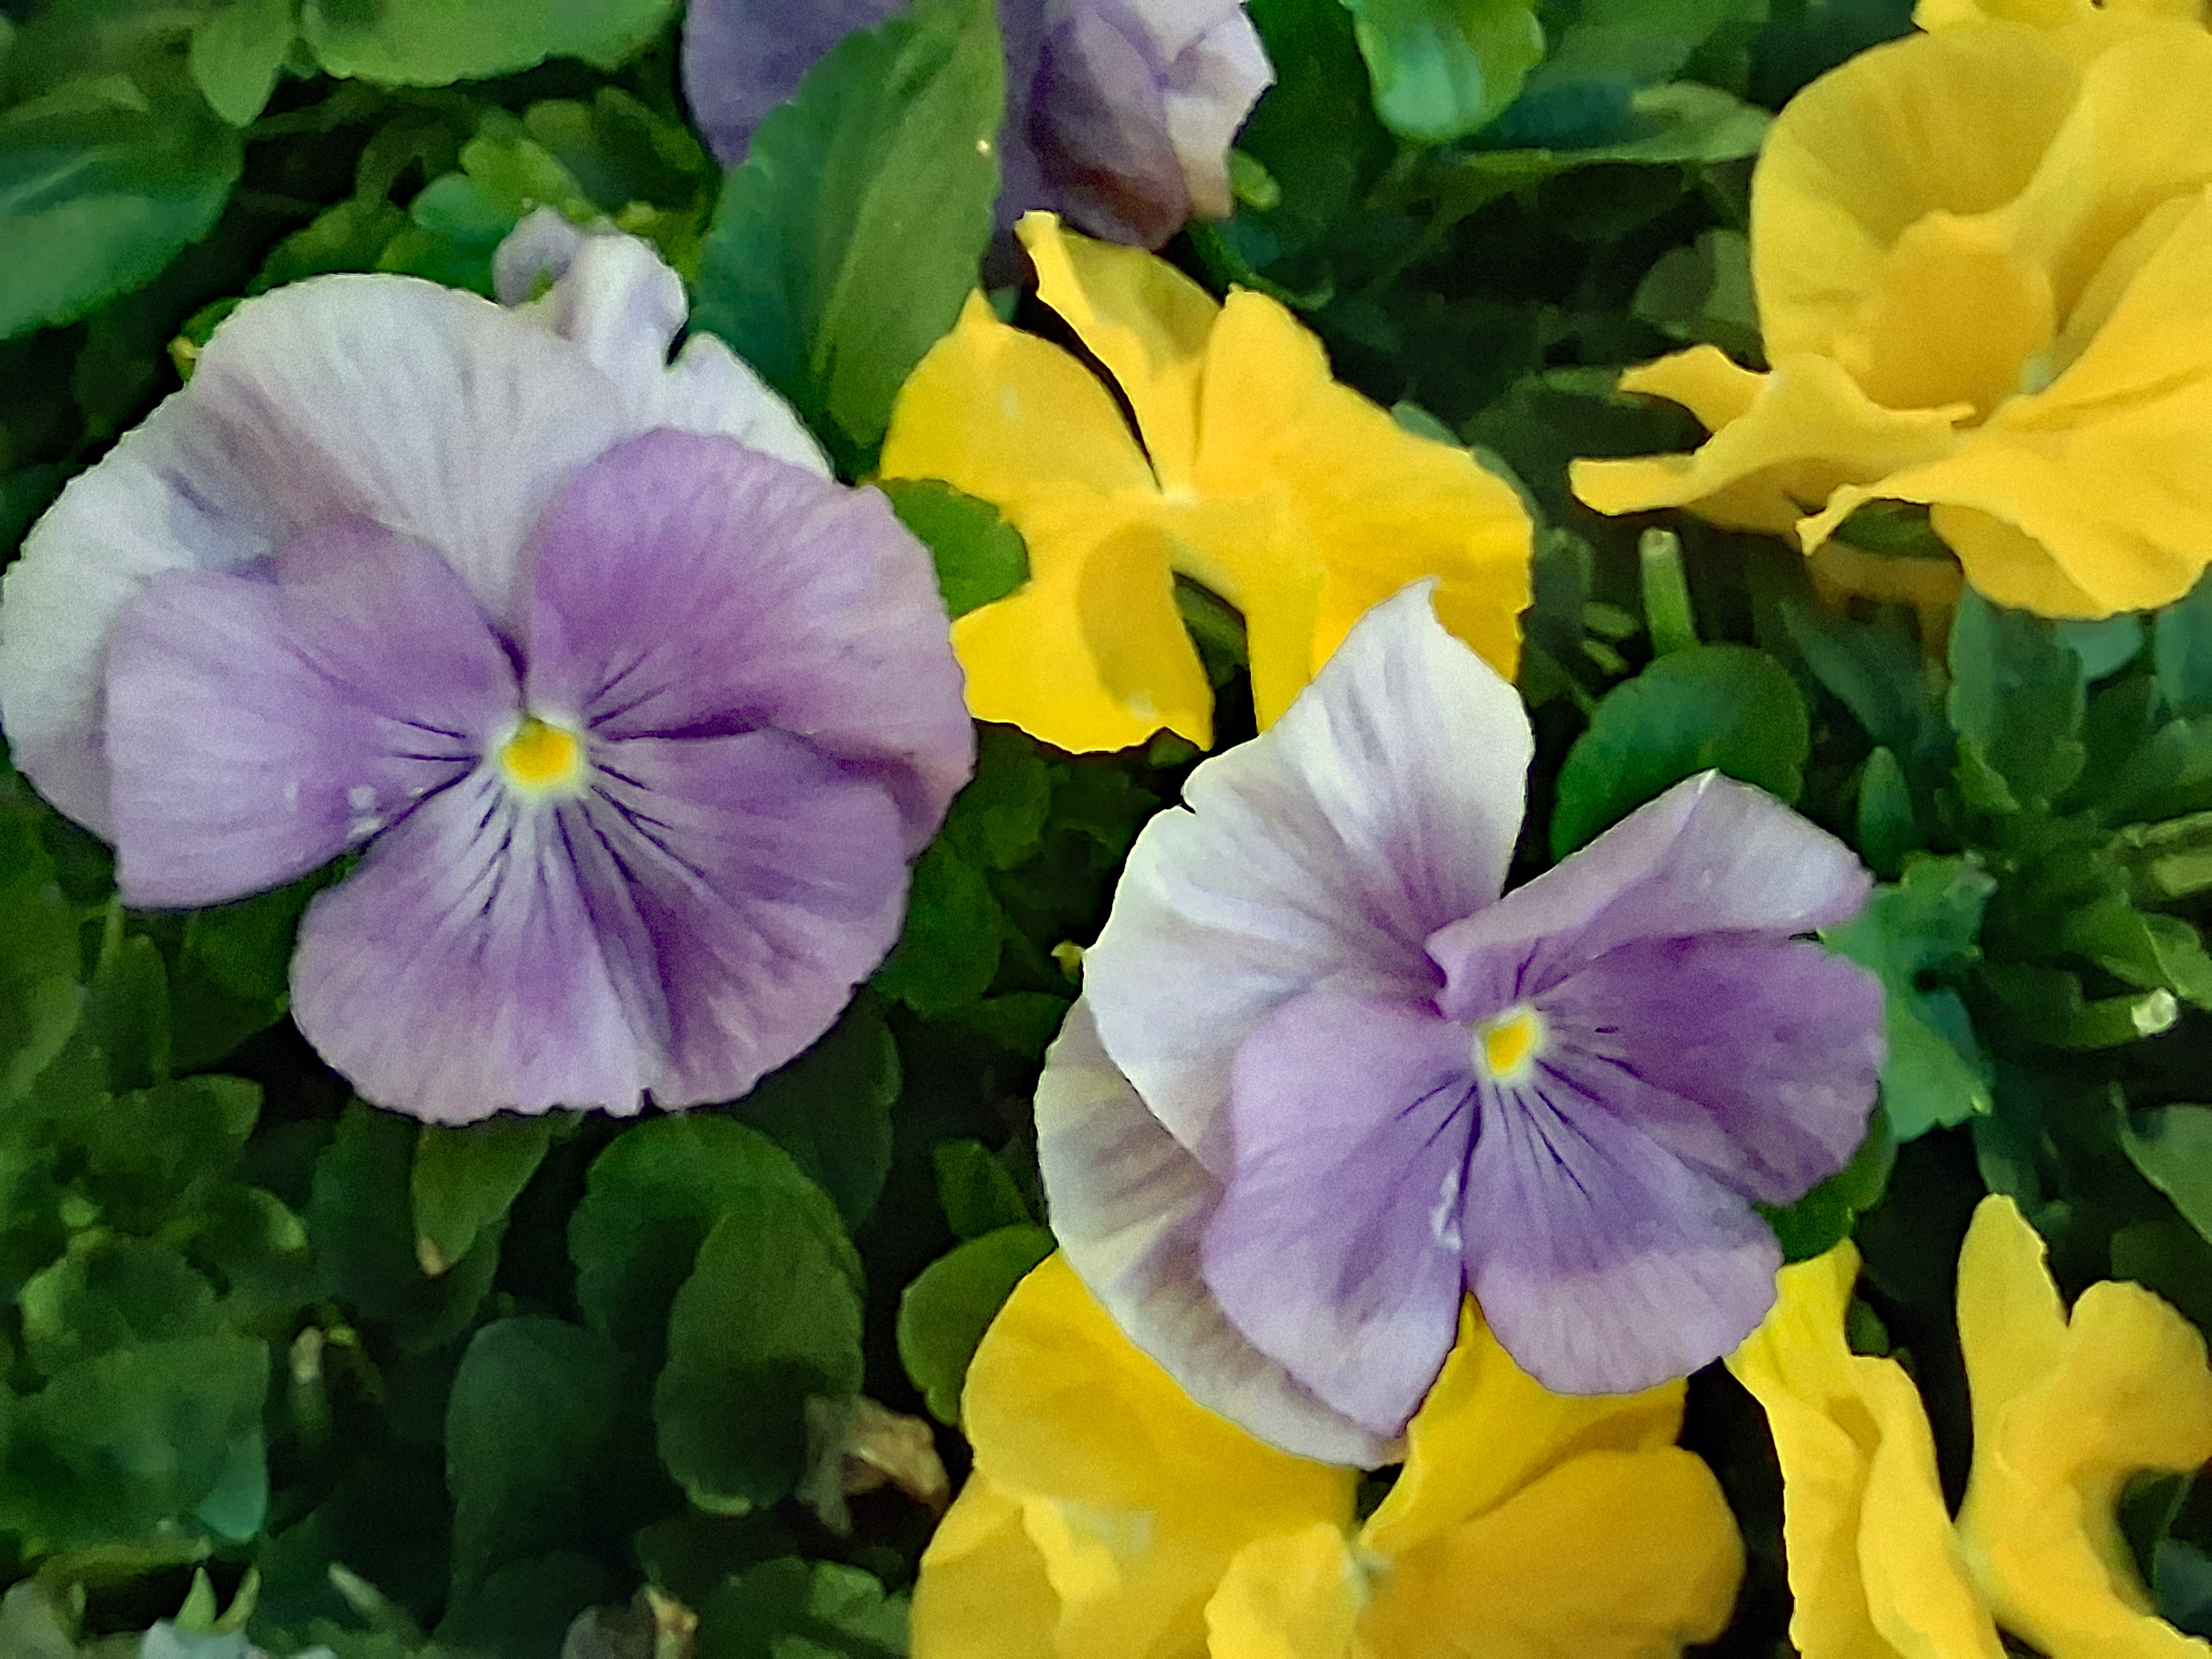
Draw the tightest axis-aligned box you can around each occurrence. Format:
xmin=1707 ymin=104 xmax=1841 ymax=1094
xmin=494 ymin=210 xmax=830 ymax=479
xmin=0 ymin=391 xmax=285 ymax=834
xmin=1082 ymin=581 xmax=1532 ymax=1173
xmin=1035 ymin=1001 xmax=1395 ymax=1466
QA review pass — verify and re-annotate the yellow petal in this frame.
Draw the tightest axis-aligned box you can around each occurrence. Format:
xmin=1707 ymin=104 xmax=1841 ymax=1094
xmin=1955 ymin=1198 xmax=2212 ymax=1659
xmin=1842 ymin=210 xmax=2054 ymax=419
xmin=1727 ymin=1246 xmax=2002 ymax=1659
xmin=1362 ymin=1303 xmax=1686 ymax=1562
xmin=882 ymin=291 xmax=1155 ymax=506
xmin=1020 ymin=213 xmax=1218 ymax=492
xmin=1914 ymin=0 xmax=2095 ymax=24
xmin=1752 ymin=26 xmax=2084 ymax=365
xmin=953 ymin=1255 xmax=1356 ymax=1659
xmin=1570 ymin=353 xmax=1964 ymax=535
xmin=1358 ymin=1449 xmax=1744 ymax=1659
xmin=1618 ymin=343 xmax=1766 ymax=432
xmin=1192 ymin=290 xmax=1532 ymax=707
xmin=1203 ymin=1525 xmax=1362 ymax=1659
xmin=912 ymin=1474 xmax=1066 ymax=1659
xmin=950 ymin=496 xmax=1215 ymax=752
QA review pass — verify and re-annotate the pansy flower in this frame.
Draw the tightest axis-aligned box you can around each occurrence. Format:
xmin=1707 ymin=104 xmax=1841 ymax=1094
xmin=1917 ymin=0 xmax=2200 ymax=25
xmin=1728 ymin=1195 xmax=2212 ymax=1659
xmin=881 ymin=214 xmax=1533 ymax=755
xmin=911 ymin=1251 xmax=1744 ymax=1658
xmin=1571 ymin=14 xmax=2212 ymax=618
xmin=1036 ymin=582 xmax=1884 ymax=1463
xmin=0 ymin=213 xmax=974 ymax=1123
xmin=682 ymin=1 xmax=1272 ymax=250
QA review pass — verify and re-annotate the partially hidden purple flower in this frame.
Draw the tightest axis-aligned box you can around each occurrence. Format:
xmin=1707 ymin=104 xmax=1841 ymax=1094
xmin=0 ymin=211 xmax=974 ymax=1124
xmin=1037 ymin=583 xmax=1886 ymax=1463
xmin=681 ymin=0 xmax=1273 ymax=250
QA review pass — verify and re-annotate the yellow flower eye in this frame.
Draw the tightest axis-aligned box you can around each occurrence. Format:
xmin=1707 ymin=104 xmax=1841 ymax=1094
xmin=497 ymin=717 xmax=585 ymax=794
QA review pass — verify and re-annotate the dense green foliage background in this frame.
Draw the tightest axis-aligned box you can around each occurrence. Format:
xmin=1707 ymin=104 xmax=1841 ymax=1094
xmin=11 ymin=0 xmax=2212 ymax=1652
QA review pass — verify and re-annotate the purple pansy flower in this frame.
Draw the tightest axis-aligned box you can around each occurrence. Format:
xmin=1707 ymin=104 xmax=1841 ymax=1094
xmin=0 ymin=213 xmax=973 ymax=1124
xmin=1037 ymin=583 xmax=1885 ymax=1463
xmin=681 ymin=0 xmax=1273 ymax=250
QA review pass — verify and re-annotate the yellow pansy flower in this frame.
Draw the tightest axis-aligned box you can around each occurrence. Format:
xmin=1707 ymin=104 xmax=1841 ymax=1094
xmin=1570 ymin=14 xmax=2212 ymax=618
xmin=1727 ymin=1195 xmax=2212 ymax=1659
xmin=1915 ymin=0 xmax=2200 ymax=28
xmin=880 ymin=215 xmax=1533 ymax=752
xmin=911 ymin=1253 xmax=1742 ymax=1659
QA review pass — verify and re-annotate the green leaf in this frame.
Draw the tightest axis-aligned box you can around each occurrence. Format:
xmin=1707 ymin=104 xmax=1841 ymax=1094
xmin=0 ymin=806 xmax=82 ymax=1107
xmin=695 ymin=1558 xmax=907 ymax=1659
xmin=1340 ymin=0 xmax=1546 ymax=143
xmin=1631 ymin=226 xmax=1759 ymax=364
xmin=1823 ymin=855 xmax=1998 ymax=1141
xmin=308 ymin=1102 xmax=501 ymax=1351
xmin=410 ymin=1115 xmax=558 ymax=1276
xmin=446 ymin=1317 xmax=637 ymax=1599
xmin=0 ymin=42 xmax=245 ymax=340
xmin=436 ymin=1551 xmax=616 ymax=1659
xmin=74 ymin=1075 xmax=261 ymax=1234
xmin=896 ymin=1223 xmax=1053 ymax=1424
xmin=3 ymin=1333 xmax=268 ymax=1550
xmin=2120 ymin=1103 xmax=2212 ymax=1249
xmin=1448 ymin=79 xmax=1768 ymax=181
xmin=1983 ymin=962 xmax=2177 ymax=1050
xmin=1759 ymin=1110 xmax=1894 ymax=1263
xmin=871 ymin=839 xmax=1005 ymax=1018
xmin=654 ymin=1176 xmax=865 ymax=1513
xmin=570 ymin=1117 xmax=827 ymax=1364
xmin=941 ymin=726 xmax=1054 ymax=872
xmin=169 ymin=863 xmax=345 ymax=1070
xmin=931 ymin=1140 xmax=1033 ymax=1240
xmin=87 ymin=919 xmax=169 ymax=1094
xmin=1550 ymin=644 xmax=1810 ymax=857
xmin=1856 ymin=746 xmax=1918 ymax=879
xmin=692 ymin=0 xmax=1005 ymax=474
xmin=188 ymin=0 xmax=291 ymax=127
xmin=1947 ymin=589 xmax=2086 ymax=812
xmin=881 ymin=478 xmax=1030 ymax=619
xmin=18 ymin=1238 xmax=216 ymax=1377
xmin=300 ymin=0 xmax=675 ymax=86
xmin=733 ymin=998 xmax=901 ymax=1232
xmin=2156 ymin=1538 xmax=2212 ymax=1640
xmin=2156 ymin=570 xmax=2212 ymax=721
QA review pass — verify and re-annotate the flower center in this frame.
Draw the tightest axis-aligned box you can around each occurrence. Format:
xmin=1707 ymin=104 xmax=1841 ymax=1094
xmin=1472 ymin=1005 xmax=1544 ymax=1084
xmin=497 ymin=716 xmax=585 ymax=794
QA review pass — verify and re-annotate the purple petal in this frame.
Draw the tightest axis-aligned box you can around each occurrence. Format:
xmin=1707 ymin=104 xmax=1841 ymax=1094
xmin=105 ymin=520 xmax=516 ymax=909
xmin=1463 ymin=1079 xmax=1783 ymax=1395
xmin=1034 ymin=1000 xmax=1395 ymax=1464
xmin=577 ymin=730 xmax=912 ymax=1106
xmin=522 ymin=430 xmax=973 ymax=851
xmin=1201 ymin=991 xmax=1475 ymax=1438
xmin=289 ymin=776 xmax=654 ymax=1121
xmin=1084 ymin=583 xmax=1529 ymax=1174
xmin=1535 ymin=937 xmax=1885 ymax=1205
xmin=1429 ymin=771 xmax=1874 ymax=1019
xmin=1027 ymin=0 xmax=1272 ymax=246
xmin=678 ymin=0 xmax=904 ymax=167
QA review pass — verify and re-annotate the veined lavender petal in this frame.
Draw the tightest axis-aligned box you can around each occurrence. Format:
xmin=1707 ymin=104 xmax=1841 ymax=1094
xmin=1534 ymin=936 xmax=1885 ymax=1206
xmin=289 ymin=775 xmax=655 ymax=1122
xmin=522 ymin=430 xmax=972 ymax=853
xmin=105 ymin=519 xmax=516 ymax=910
xmin=1034 ymin=1000 xmax=1396 ymax=1465
xmin=494 ymin=210 xmax=828 ymax=479
xmin=1427 ymin=770 xmax=1874 ymax=1019
xmin=1201 ymin=988 xmax=1476 ymax=1437
xmin=1082 ymin=582 xmax=1529 ymax=1174
xmin=576 ymin=729 xmax=911 ymax=1108
xmin=1462 ymin=1075 xmax=1784 ymax=1396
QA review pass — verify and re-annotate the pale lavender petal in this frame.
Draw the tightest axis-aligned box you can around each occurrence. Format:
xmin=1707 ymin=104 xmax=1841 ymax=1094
xmin=1034 ymin=1001 xmax=1394 ymax=1465
xmin=0 ymin=391 xmax=285 ymax=836
xmin=1030 ymin=0 xmax=1271 ymax=246
xmin=679 ymin=0 xmax=901 ymax=168
xmin=178 ymin=274 xmax=632 ymax=629
xmin=1535 ymin=937 xmax=1884 ymax=1205
xmin=1084 ymin=583 xmax=1529 ymax=1174
xmin=1429 ymin=771 xmax=1874 ymax=1019
xmin=1201 ymin=991 xmax=1475 ymax=1437
xmin=289 ymin=775 xmax=652 ymax=1122
xmin=523 ymin=430 xmax=972 ymax=851
xmin=577 ymin=729 xmax=912 ymax=1106
xmin=105 ymin=520 xmax=516 ymax=909
xmin=1462 ymin=1080 xmax=1783 ymax=1395
xmin=492 ymin=213 xmax=828 ymax=479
